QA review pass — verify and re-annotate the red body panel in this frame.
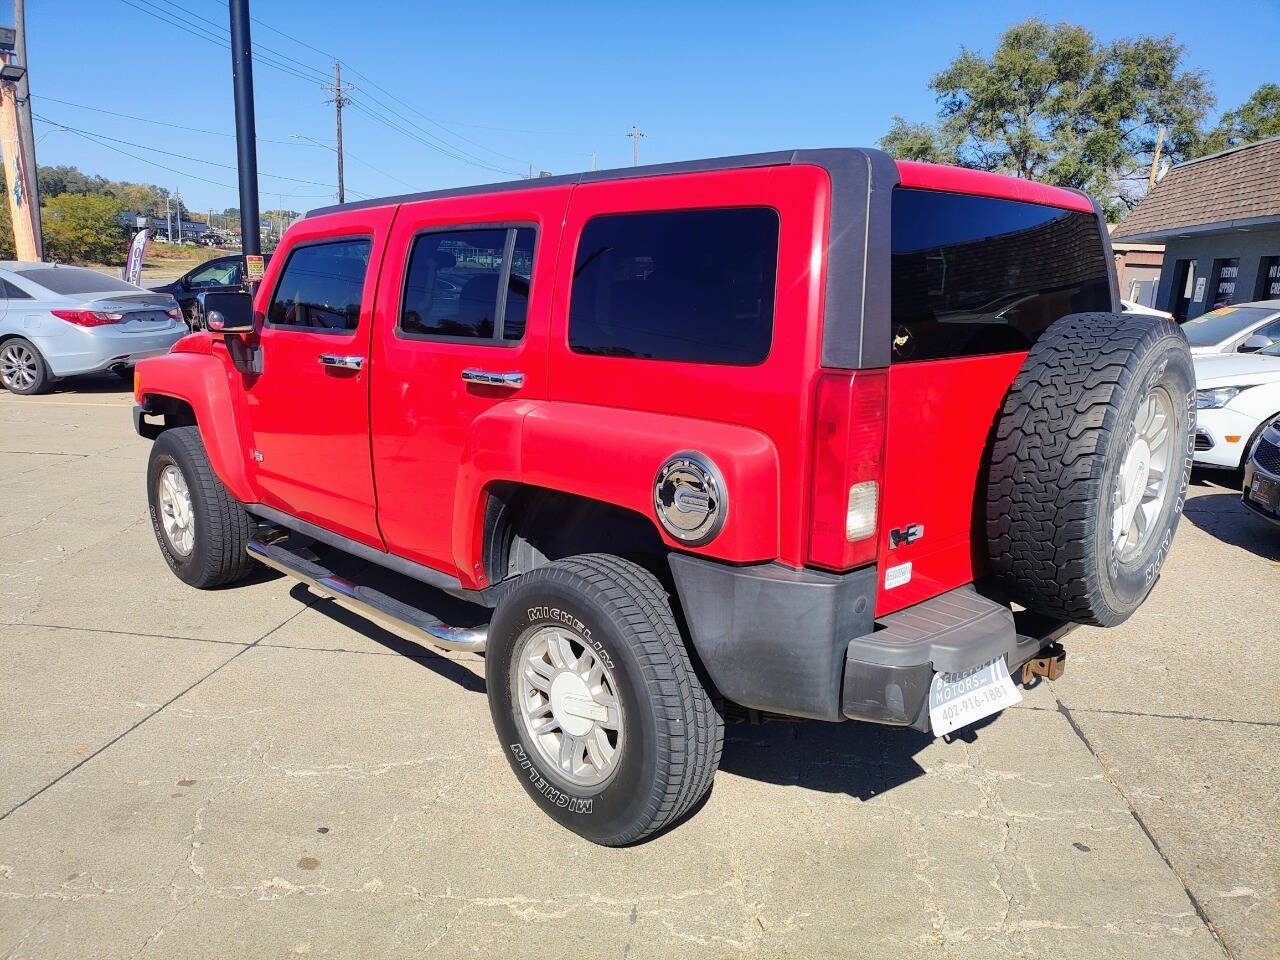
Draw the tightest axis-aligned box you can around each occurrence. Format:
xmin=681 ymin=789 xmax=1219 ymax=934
xmin=546 ymin=165 xmax=830 ymax=568
xmin=895 ymin=160 xmax=1094 ymax=213
xmin=240 ymin=205 xmax=399 ymax=548
xmin=368 ymin=186 xmax=572 ymax=576
xmin=876 ymin=353 xmax=1027 ymax=616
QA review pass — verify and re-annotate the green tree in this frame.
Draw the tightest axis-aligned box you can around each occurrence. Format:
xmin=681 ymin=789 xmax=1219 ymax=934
xmin=42 ymin=193 xmax=127 ymax=264
xmin=1196 ymin=83 xmax=1280 ymax=155
xmin=879 ymin=19 xmax=1213 ymax=219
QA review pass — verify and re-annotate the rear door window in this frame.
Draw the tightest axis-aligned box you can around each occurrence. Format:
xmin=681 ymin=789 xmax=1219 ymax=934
xmin=266 ymin=238 xmax=371 ymax=333
xmin=890 ymin=189 xmax=1111 ymax=362
xmin=399 ymin=226 xmax=535 ymax=342
xmin=568 ymin=207 xmax=779 ymax=365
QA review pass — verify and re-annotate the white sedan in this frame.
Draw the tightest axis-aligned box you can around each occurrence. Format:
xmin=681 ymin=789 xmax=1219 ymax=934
xmin=0 ymin=263 xmax=186 ymax=395
xmin=1194 ymin=340 xmax=1280 ymax=470
xmin=1183 ymin=301 xmax=1280 ymax=356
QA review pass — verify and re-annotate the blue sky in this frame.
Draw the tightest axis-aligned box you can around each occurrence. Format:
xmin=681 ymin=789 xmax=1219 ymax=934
xmin=25 ymin=0 xmax=1280 ymax=214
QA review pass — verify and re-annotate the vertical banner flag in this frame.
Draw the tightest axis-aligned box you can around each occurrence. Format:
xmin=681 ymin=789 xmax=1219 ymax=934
xmin=123 ymin=228 xmax=150 ymax=286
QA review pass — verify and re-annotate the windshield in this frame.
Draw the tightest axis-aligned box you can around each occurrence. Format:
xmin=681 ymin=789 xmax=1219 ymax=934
xmin=14 ymin=266 xmax=141 ymax=296
xmin=1259 ymin=339 xmax=1280 ymax=358
xmin=1182 ymin=306 xmax=1277 ymax=347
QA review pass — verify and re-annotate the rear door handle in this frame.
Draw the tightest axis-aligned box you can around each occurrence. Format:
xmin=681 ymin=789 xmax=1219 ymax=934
xmin=461 ymin=369 xmax=524 ymax=388
xmin=318 ymin=353 xmax=364 ymax=370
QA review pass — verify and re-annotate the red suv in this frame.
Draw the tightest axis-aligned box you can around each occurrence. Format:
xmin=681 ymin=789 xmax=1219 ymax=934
xmin=133 ymin=149 xmax=1195 ymax=845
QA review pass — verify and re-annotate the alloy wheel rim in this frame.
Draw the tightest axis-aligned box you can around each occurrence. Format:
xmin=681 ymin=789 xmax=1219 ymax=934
xmin=1111 ymin=387 xmax=1176 ymax=563
xmin=0 ymin=343 xmax=37 ymax=390
xmin=158 ymin=464 xmax=196 ymax=556
xmin=515 ymin=625 xmax=624 ymax=788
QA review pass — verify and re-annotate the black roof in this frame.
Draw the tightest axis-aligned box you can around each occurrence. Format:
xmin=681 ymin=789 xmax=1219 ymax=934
xmin=305 ymin=148 xmax=831 ymax=218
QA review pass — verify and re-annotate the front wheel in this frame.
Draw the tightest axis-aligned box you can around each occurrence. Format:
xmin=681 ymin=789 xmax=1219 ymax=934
xmin=486 ymin=554 xmax=723 ymax=846
xmin=146 ymin=426 xmax=256 ymax=588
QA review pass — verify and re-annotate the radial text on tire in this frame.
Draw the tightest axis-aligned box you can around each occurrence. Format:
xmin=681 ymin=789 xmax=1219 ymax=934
xmin=986 ymin=311 xmax=1195 ymax=627
xmin=486 ymin=554 xmax=724 ymax=846
xmin=146 ymin=425 xmax=257 ymax=589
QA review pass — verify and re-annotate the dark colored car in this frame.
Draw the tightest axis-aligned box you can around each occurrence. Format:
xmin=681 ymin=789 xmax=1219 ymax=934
xmin=149 ymin=254 xmax=267 ymax=327
xmin=1242 ymin=417 xmax=1280 ymax=526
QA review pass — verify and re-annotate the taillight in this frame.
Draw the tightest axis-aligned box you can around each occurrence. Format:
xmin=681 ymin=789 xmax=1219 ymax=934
xmin=807 ymin=370 xmax=888 ymax=571
xmin=52 ymin=309 xmax=123 ymax=327
xmin=166 ymin=306 xmax=183 ymax=320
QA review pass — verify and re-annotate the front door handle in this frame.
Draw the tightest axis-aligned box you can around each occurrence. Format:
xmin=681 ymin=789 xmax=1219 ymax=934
xmin=461 ymin=369 xmax=524 ymax=388
xmin=318 ymin=353 xmax=365 ymax=371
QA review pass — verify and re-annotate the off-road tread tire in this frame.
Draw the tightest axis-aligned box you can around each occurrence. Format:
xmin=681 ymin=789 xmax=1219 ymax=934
xmin=986 ymin=311 xmax=1193 ymax=626
xmin=490 ymin=554 xmax=723 ymax=845
xmin=148 ymin=426 xmax=255 ymax=589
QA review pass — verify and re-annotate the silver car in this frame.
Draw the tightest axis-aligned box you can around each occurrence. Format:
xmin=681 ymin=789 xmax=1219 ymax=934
xmin=0 ymin=263 xmax=187 ymax=394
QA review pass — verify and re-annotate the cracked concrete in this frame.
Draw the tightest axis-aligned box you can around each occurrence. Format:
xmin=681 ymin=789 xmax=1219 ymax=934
xmin=0 ymin=378 xmax=1276 ymax=959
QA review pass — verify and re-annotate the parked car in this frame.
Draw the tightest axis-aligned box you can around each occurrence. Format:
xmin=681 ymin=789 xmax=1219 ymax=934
xmin=1121 ymin=299 xmax=1173 ymax=320
xmin=1193 ymin=340 xmax=1280 ymax=471
xmin=133 ymin=149 xmax=1195 ymax=844
xmin=1182 ymin=300 xmax=1280 ymax=355
xmin=149 ymin=254 xmax=267 ymax=327
xmin=1241 ymin=416 xmax=1280 ymax=526
xmin=0 ymin=263 xmax=184 ymax=395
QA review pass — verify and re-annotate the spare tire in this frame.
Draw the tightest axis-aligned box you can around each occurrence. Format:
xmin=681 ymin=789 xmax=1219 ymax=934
xmin=986 ymin=311 xmax=1195 ymax=627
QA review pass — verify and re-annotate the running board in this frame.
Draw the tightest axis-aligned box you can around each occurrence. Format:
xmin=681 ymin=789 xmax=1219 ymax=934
xmin=246 ymin=539 xmax=488 ymax=654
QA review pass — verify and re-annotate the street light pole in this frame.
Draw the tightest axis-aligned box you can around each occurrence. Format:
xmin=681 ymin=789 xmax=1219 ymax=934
xmin=228 ymin=0 xmax=261 ymax=257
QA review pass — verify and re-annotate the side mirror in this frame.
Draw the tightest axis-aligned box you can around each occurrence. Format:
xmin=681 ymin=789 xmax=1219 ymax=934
xmin=1240 ymin=334 xmax=1274 ymax=354
xmin=198 ymin=290 xmax=255 ymax=334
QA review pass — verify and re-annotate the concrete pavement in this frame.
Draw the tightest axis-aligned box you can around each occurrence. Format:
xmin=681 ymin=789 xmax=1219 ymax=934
xmin=0 ymin=375 xmax=1276 ymax=959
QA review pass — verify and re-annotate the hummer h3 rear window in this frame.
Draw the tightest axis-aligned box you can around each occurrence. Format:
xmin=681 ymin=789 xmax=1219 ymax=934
xmin=568 ymin=207 xmax=779 ymax=366
xmin=890 ymin=189 xmax=1111 ymax=363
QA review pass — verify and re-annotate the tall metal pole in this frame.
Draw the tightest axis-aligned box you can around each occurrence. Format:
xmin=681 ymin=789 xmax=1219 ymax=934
xmin=333 ymin=61 xmax=345 ymax=204
xmin=13 ymin=0 xmax=40 ymax=257
xmin=228 ymin=0 xmax=260 ymax=256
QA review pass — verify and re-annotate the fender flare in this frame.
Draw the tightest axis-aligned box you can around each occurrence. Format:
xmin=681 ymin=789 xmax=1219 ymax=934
xmin=136 ymin=351 xmax=256 ymax=503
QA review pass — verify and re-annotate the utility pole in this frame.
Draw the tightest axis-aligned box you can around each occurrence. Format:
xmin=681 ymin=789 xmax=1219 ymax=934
xmin=626 ymin=125 xmax=645 ymax=167
xmin=591 ymin=151 xmax=597 ymax=171
xmin=1147 ymin=124 xmax=1166 ymax=191
xmin=175 ymin=187 xmax=182 ymax=243
xmin=12 ymin=0 xmax=40 ymax=257
xmin=324 ymin=61 xmax=351 ymax=204
xmin=165 ymin=193 xmax=171 ymax=239
xmin=228 ymin=0 xmax=261 ymax=257
xmin=0 ymin=42 xmax=37 ymax=259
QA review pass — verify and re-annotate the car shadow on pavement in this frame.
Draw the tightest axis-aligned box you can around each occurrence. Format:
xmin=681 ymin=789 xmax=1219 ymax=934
xmin=717 ymin=715 xmax=942 ymax=800
xmin=49 ymin=372 xmax=136 ymax=394
xmin=1182 ymin=490 xmax=1280 ymax=562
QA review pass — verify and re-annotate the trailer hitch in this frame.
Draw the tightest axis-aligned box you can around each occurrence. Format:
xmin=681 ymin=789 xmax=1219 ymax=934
xmin=1020 ymin=642 xmax=1066 ymax=685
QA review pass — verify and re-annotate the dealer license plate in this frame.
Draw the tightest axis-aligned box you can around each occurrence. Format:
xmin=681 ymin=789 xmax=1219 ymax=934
xmin=1249 ymin=475 xmax=1279 ymax=512
xmin=928 ymin=657 xmax=1023 ymax=736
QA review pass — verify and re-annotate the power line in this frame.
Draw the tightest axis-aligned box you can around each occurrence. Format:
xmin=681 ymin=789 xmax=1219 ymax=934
xmin=32 ymin=114 xmax=365 ymax=198
xmin=34 ymin=95 xmax=314 ymax=147
xmin=344 ymin=98 xmax=519 ymax=177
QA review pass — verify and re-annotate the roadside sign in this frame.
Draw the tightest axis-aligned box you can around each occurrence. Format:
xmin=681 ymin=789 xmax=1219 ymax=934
xmin=245 ymin=254 xmax=265 ymax=283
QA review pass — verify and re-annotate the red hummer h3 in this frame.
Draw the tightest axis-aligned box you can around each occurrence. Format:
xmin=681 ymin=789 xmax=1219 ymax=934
xmin=134 ymin=149 xmax=1195 ymax=845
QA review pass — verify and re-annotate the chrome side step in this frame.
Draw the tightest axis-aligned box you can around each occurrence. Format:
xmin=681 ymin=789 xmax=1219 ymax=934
xmin=247 ymin=539 xmax=488 ymax=654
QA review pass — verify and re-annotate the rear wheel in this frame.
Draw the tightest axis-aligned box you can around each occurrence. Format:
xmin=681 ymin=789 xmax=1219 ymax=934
xmin=0 ymin=337 xmax=50 ymax=395
xmin=486 ymin=554 xmax=723 ymax=846
xmin=987 ymin=311 xmax=1195 ymax=626
xmin=147 ymin=426 xmax=256 ymax=588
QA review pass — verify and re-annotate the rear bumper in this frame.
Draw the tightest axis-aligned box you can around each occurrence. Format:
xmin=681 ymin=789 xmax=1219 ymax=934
xmin=668 ymin=554 xmax=1071 ymax=729
xmin=42 ymin=326 xmax=185 ymax=377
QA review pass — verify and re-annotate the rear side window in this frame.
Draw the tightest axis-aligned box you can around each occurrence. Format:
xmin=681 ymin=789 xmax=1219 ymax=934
xmin=890 ymin=189 xmax=1111 ymax=362
xmin=267 ymin=238 xmax=371 ymax=333
xmin=568 ymin=207 xmax=779 ymax=365
xmin=400 ymin=226 xmax=535 ymax=342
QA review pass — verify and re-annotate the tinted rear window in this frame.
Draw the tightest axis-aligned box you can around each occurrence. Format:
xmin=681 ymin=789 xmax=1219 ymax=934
xmin=1181 ymin=306 xmax=1277 ymax=347
xmin=16 ymin=266 xmax=140 ymax=296
xmin=890 ymin=189 xmax=1111 ymax=362
xmin=568 ymin=207 xmax=779 ymax=365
